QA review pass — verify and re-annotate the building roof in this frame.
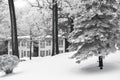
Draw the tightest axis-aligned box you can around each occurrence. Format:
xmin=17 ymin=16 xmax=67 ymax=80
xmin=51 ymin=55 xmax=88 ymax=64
xmin=36 ymin=35 xmax=66 ymax=41
xmin=7 ymin=35 xmax=66 ymax=42
xmin=7 ymin=36 xmax=30 ymax=40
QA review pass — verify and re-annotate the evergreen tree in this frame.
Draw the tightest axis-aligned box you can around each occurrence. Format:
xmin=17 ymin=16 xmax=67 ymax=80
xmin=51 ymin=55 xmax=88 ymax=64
xmin=68 ymin=0 xmax=120 ymax=69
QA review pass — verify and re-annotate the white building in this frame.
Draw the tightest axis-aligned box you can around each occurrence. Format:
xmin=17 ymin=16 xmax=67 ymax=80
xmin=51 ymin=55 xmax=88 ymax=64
xmin=7 ymin=36 xmax=35 ymax=58
xmin=38 ymin=35 xmax=66 ymax=57
xmin=7 ymin=35 xmax=66 ymax=58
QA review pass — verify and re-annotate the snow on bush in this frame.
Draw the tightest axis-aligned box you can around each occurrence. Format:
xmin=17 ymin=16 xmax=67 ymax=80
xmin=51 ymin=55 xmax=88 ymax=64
xmin=0 ymin=55 xmax=19 ymax=74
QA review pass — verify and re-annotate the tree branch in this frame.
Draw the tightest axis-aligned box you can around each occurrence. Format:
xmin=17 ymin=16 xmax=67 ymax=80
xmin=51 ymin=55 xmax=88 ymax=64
xmin=46 ymin=0 xmax=53 ymax=10
xmin=27 ymin=0 xmax=43 ymax=9
xmin=64 ymin=0 xmax=73 ymax=10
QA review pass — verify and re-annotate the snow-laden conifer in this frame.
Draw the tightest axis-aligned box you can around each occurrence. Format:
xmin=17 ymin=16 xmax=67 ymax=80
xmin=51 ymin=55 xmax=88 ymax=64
xmin=68 ymin=0 xmax=120 ymax=66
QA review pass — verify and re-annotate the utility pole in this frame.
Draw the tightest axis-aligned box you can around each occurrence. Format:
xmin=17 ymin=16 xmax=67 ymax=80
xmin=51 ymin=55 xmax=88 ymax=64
xmin=52 ymin=0 xmax=59 ymax=56
xmin=8 ymin=0 xmax=19 ymax=58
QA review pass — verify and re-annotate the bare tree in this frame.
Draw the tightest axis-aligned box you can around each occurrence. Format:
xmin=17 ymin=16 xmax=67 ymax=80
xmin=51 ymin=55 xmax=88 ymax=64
xmin=27 ymin=0 xmax=59 ymax=56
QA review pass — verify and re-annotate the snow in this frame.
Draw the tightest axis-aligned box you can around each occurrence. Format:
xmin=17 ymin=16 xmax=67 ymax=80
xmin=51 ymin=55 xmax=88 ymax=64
xmin=0 ymin=51 xmax=120 ymax=80
xmin=7 ymin=36 xmax=30 ymax=40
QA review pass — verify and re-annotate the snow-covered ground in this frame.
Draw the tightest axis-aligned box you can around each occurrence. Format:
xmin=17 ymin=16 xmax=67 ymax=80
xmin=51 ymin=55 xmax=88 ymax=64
xmin=0 ymin=51 xmax=120 ymax=80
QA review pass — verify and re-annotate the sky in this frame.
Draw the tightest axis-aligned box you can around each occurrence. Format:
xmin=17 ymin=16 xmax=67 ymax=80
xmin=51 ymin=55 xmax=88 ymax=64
xmin=14 ymin=0 xmax=35 ymax=9
xmin=14 ymin=0 xmax=27 ymax=8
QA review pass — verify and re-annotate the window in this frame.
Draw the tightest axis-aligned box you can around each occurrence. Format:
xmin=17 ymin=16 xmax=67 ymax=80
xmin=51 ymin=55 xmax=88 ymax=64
xmin=10 ymin=41 xmax=12 ymax=49
xmin=40 ymin=50 xmax=45 ymax=57
xmin=21 ymin=41 xmax=24 ymax=47
xmin=49 ymin=50 xmax=51 ymax=55
xmin=21 ymin=50 xmax=24 ymax=58
xmin=27 ymin=51 xmax=30 ymax=57
xmin=46 ymin=40 xmax=51 ymax=46
xmin=24 ymin=51 xmax=26 ymax=57
xmin=40 ymin=41 xmax=45 ymax=48
xmin=59 ymin=39 xmax=63 ymax=47
xmin=46 ymin=50 xmax=49 ymax=56
xmin=40 ymin=51 xmax=42 ymax=57
xmin=43 ymin=51 xmax=45 ymax=55
xmin=18 ymin=41 xmax=20 ymax=47
xmin=59 ymin=50 xmax=63 ymax=53
xmin=21 ymin=40 xmax=27 ymax=47
xmin=27 ymin=41 xmax=30 ymax=48
xmin=9 ymin=51 xmax=12 ymax=55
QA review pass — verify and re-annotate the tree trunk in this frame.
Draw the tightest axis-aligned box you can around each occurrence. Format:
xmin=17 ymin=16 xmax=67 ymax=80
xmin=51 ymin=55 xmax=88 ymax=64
xmin=8 ymin=0 xmax=19 ymax=58
xmin=68 ymin=18 xmax=74 ymax=33
xmin=52 ymin=0 xmax=59 ymax=56
xmin=98 ymin=56 xmax=103 ymax=69
xmin=65 ymin=38 xmax=69 ymax=52
xmin=65 ymin=18 xmax=74 ymax=52
xmin=5 ymin=69 xmax=13 ymax=74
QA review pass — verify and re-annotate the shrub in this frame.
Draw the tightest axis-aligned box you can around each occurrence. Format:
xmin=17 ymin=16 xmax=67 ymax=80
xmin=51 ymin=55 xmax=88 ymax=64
xmin=0 ymin=55 xmax=19 ymax=74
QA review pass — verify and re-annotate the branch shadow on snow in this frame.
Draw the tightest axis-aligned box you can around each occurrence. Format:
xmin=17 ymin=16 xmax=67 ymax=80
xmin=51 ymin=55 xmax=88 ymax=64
xmin=71 ymin=62 xmax=119 ymax=74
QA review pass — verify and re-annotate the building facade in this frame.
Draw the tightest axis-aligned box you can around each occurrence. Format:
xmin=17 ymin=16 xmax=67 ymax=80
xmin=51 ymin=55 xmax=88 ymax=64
xmin=38 ymin=35 xmax=66 ymax=57
xmin=8 ymin=36 xmax=34 ymax=58
xmin=7 ymin=35 xmax=66 ymax=58
xmin=0 ymin=40 xmax=8 ymax=55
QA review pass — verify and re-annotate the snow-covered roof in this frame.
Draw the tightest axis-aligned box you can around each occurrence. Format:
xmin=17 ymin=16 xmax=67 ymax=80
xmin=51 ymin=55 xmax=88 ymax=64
xmin=7 ymin=36 xmax=30 ymax=40
xmin=37 ymin=35 xmax=65 ymax=40
xmin=7 ymin=35 xmax=65 ymax=42
xmin=45 ymin=35 xmax=64 ymax=38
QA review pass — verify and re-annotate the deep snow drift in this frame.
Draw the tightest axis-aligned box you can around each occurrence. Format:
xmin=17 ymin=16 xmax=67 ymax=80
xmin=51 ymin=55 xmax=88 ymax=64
xmin=0 ymin=51 xmax=120 ymax=80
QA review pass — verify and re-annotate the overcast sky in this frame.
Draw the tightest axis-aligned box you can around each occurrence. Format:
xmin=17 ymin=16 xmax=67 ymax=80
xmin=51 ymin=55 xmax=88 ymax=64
xmin=14 ymin=0 xmax=35 ymax=8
